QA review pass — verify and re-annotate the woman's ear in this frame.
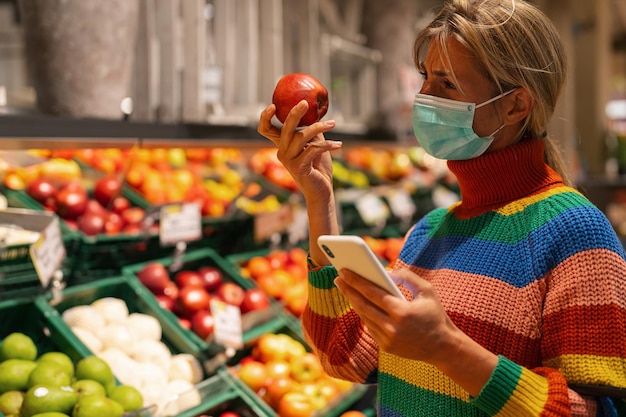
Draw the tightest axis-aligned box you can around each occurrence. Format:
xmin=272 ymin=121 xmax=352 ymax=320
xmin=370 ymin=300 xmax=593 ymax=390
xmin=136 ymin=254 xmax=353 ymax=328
xmin=504 ymin=87 xmax=534 ymax=124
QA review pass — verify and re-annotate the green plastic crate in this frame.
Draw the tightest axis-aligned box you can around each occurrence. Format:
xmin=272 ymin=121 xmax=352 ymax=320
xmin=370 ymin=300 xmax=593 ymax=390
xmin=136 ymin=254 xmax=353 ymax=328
xmin=123 ymin=185 xmax=259 ymax=256
xmin=0 ymin=207 xmax=74 ymax=300
xmin=0 ymin=297 xmax=91 ymax=364
xmin=122 ymin=247 xmax=288 ymax=360
xmin=169 ymin=368 xmax=275 ymax=417
xmin=35 ymin=274 xmax=206 ymax=365
xmin=222 ymin=321 xmax=369 ymax=417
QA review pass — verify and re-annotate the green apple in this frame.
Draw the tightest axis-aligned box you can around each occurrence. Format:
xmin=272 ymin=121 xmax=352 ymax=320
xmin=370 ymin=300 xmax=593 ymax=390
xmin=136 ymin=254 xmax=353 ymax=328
xmin=37 ymin=353 xmax=74 ymax=379
xmin=0 ymin=332 xmax=37 ymax=361
xmin=107 ymin=385 xmax=143 ymax=412
xmin=31 ymin=413 xmax=71 ymax=417
xmin=70 ymin=379 xmax=106 ymax=398
xmin=74 ymin=357 xmax=115 ymax=391
xmin=71 ymin=394 xmax=124 ymax=417
xmin=0 ymin=359 xmax=37 ymax=393
xmin=20 ymin=385 xmax=77 ymax=417
xmin=28 ymin=362 xmax=72 ymax=389
xmin=0 ymin=390 xmax=25 ymax=416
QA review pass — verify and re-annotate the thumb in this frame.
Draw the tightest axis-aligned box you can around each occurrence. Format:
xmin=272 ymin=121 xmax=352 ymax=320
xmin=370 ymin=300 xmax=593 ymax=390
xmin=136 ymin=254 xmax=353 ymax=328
xmin=389 ymin=268 xmax=428 ymax=300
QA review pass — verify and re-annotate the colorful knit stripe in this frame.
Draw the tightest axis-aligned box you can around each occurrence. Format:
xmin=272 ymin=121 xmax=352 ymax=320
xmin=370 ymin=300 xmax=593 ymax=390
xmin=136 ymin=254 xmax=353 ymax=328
xmin=377 ymin=372 xmax=475 ymax=417
xmin=402 ymin=208 xmax=623 ymax=287
xmin=427 ymin=194 xmax=595 ymax=243
xmin=379 ymin=352 xmax=468 ymax=400
xmin=543 ymin=249 xmax=626 ymax=315
xmin=543 ymin=304 xmax=626 ymax=358
xmin=493 ymin=186 xmax=586 ymax=216
xmin=493 ymin=367 xmax=549 ymax=417
xmin=543 ymin=354 xmax=626 ymax=388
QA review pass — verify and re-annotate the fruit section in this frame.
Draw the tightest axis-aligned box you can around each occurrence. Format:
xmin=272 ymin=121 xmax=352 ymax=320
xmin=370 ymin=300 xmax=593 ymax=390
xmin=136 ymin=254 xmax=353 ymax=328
xmin=0 ymin=145 xmax=457 ymax=417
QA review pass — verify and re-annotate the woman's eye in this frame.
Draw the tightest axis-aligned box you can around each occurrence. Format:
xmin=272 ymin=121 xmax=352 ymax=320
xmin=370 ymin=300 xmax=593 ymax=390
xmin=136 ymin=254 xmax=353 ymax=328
xmin=443 ymin=80 xmax=456 ymax=90
xmin=418 ymin=70 xmax=427 ymax=80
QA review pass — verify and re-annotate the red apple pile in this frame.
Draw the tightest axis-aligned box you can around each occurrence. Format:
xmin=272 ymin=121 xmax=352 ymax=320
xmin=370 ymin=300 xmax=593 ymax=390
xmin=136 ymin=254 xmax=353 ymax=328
xmin=272 ymin=73 xmax=329 ymax=127
xmin=135 ymin=262 xmax=271 ymax=341
xmin=25 ymin=175 xmax=150 ymax=236
xmin=234 ymin=332 xmax=353 ymax=417
xmin=238 ymin=247 xmax=308 ymax=318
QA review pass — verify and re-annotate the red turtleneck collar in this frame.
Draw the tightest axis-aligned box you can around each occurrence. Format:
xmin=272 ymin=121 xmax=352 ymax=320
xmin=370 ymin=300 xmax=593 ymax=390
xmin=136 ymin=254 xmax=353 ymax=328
xmin=447 ymin=138 xmax=565 ymax=218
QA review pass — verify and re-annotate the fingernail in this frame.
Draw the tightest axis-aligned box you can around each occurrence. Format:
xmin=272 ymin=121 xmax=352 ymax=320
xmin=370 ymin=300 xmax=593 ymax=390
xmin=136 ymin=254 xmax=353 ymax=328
xmin=324 ymin=120 xmax=336 ymax=126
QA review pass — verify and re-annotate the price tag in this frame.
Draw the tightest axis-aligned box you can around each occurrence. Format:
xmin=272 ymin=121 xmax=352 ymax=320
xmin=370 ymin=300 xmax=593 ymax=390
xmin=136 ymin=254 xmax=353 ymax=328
xmin=29 ymin=217 xmax=66 ymax=287
xmin=210 ymin=299 xmax=243 ymax=349
xmin=159 ymin=202 xmax=202 ymax=246
xmin=355 ymin=193 xmax=389 ymax=226
xmin=253 ymin=203 xmax=294 ymax=243
xmin=386 ymin=189 xmax=416 ymax=219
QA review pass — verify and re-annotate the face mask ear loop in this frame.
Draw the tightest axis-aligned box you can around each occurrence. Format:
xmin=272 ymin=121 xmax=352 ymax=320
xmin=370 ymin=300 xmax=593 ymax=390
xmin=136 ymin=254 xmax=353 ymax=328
xmin=475 ymin=89 xmax=516 ymax=109
xmin=489 ymin=123 xmax=507 ymax=138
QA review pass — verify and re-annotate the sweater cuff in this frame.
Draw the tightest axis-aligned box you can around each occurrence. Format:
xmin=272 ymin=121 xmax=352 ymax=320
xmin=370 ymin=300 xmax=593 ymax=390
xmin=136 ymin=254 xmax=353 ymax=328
xmin=470 ymin=355 xmax=522 ymax=415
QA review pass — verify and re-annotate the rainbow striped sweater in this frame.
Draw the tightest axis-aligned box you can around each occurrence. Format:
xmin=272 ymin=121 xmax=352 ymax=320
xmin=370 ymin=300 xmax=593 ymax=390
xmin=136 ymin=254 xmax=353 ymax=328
xmin=303 ymin=139 xmax=626 ymax=416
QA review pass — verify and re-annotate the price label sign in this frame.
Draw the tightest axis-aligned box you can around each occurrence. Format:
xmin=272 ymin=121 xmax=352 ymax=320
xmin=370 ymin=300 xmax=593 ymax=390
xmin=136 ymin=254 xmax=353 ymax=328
xmin=355 ymin=193 xmax=389 ymax=226
xmin=159 ymin=202 xmax=202 ymax=246
xmin=210 ymin=299 xmax=243 ymax=349
xmin=253 ymin=203 xmax=294 ymax=243
xmin=30 ymin=217 xmax=66 ymax=287
xmin=386 ymin=189 xmax=416 ymax=220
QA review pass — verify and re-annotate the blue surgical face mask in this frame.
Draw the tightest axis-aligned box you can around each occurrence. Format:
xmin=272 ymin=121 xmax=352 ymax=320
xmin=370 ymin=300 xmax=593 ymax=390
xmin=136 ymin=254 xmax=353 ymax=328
xmin=411 ymin=90 xmax=515 ymax=160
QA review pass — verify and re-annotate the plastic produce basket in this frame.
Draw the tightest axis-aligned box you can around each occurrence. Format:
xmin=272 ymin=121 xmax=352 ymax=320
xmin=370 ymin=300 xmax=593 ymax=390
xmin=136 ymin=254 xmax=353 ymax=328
xmin=166 ymin=368 xmax=275 ymax=417
xmin=34 ymin=274 xmax=206 ymax=365
xmin=3 ymin=187 xmax=176 ymax=282
xmin=0 ymin=296 xmax=91 ymax=364
xmin=122 ymin=247 xmax=289 ymax=360
xmin=225 ymin=321 xmax=370 ymax=417
xmin=123 ymin=185 xmax=259 ymax=256
xmin=0 ymin=207 xmax=73 ymax=300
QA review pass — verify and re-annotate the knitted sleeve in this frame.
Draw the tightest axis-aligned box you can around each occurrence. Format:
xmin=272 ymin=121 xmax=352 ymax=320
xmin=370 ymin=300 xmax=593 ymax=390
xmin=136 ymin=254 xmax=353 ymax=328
xmin=472 ymin=200 xmax=626 ymax=416
xmin=300 ymin=262 xmax=380 ymax=384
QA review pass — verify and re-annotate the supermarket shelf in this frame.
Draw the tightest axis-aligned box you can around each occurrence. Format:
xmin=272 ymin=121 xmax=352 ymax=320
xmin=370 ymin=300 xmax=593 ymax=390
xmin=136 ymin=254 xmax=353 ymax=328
xmin=0 ymin=113 xmax=395 ymax=149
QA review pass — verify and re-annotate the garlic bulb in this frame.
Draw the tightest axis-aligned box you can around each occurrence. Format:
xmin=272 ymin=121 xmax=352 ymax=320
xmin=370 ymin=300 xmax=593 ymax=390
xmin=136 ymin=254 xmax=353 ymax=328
xmin=62 ymin=306 xmax=105 ymax=332
xmin=127 ymin=313 xmax=162 ymax=341
xmin=99 ymin=324 xmax=136 ymax=355
xmin=163 ymin=380 xmax=201 ymax=415
xmin=168 ymin=354 xmax=203 ymax=384
xmin=129 ymin=339 xmax=172 ymax=375
xmin=70 ymin=326 xmax=103 ymax=354
xmin=91 ymin=297 xmax=129 ymax=325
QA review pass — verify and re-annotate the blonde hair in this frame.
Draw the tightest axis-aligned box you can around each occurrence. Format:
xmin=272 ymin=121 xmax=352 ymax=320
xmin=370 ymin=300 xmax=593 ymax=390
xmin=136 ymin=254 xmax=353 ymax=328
xmin=414 ymin=0 xmax=572 ymax=185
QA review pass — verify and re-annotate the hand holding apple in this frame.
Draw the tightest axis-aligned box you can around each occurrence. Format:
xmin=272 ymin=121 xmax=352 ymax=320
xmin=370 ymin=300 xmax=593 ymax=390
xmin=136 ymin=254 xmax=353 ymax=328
xmin=272 ymin=73 xmax=329 ymax=127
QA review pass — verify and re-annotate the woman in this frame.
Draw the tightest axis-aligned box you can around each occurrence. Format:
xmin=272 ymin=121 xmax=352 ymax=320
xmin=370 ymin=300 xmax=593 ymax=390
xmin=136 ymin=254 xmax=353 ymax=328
xmin=257 ymin=0 xmax=626 ymax=415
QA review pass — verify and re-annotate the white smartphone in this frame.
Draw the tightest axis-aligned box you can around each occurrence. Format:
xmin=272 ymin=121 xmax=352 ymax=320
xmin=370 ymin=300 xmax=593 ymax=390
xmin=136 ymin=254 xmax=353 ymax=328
xmin=317 ymin=235 xmax=404 ymax=298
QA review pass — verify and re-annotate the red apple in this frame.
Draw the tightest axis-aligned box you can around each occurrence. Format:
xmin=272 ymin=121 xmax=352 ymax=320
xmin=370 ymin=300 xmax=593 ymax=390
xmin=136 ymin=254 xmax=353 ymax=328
xmin=272 ymin=73 xmax=329 ymax=127
xmin=155 ymin=294 xmax=175 ymax=311
xmin=178 ymin=317 xmax=192 ymax=330
xmin=83 ymin=199 xmax=107 ymax=217
xmin=56 ymin=183 xmax=88 ymax=219
xmin=77 ymin=212 xmax=106 ymax=236
xmin=121 ymin=207 xmax=145 ymax=225
xmin=177 ymin=286 xmax=212 ymax=314
xmin=136 ymin=262 xmax=172 ymax=294
xmin=219 ymin=413 xmax=241 ymax=417
xmin=26 ymin=178 xmax=57 ymax=206
xmin=240 ymin=288 xmax=271 ymax=314
xmin=216 ymin=282 xmax=245 ymax=308
xmin=103 ymin=212 xmax=124 ymax=234
xmin=190 ymin=309 xmax=215 ymax=339
xmin=197 ymin=266 xmax=223 ymax=292
xmin=94 ymin=174 xmax=122 ymax=207
xmin=175 ymin=270 xmax=204 ymax=288
xmin=110 ymin=196 xmax=131 ymax=214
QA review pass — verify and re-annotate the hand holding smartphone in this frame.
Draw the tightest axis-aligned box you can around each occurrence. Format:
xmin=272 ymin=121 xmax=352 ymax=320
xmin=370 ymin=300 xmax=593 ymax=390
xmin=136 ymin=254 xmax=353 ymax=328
xmin=317 ymin=235 xmax=404 ymax=298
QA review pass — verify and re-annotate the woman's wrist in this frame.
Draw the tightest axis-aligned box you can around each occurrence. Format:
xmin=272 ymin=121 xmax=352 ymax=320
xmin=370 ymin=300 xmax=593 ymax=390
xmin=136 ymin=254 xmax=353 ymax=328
xmin=434 ymin=328 xmax=499 ymax=397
